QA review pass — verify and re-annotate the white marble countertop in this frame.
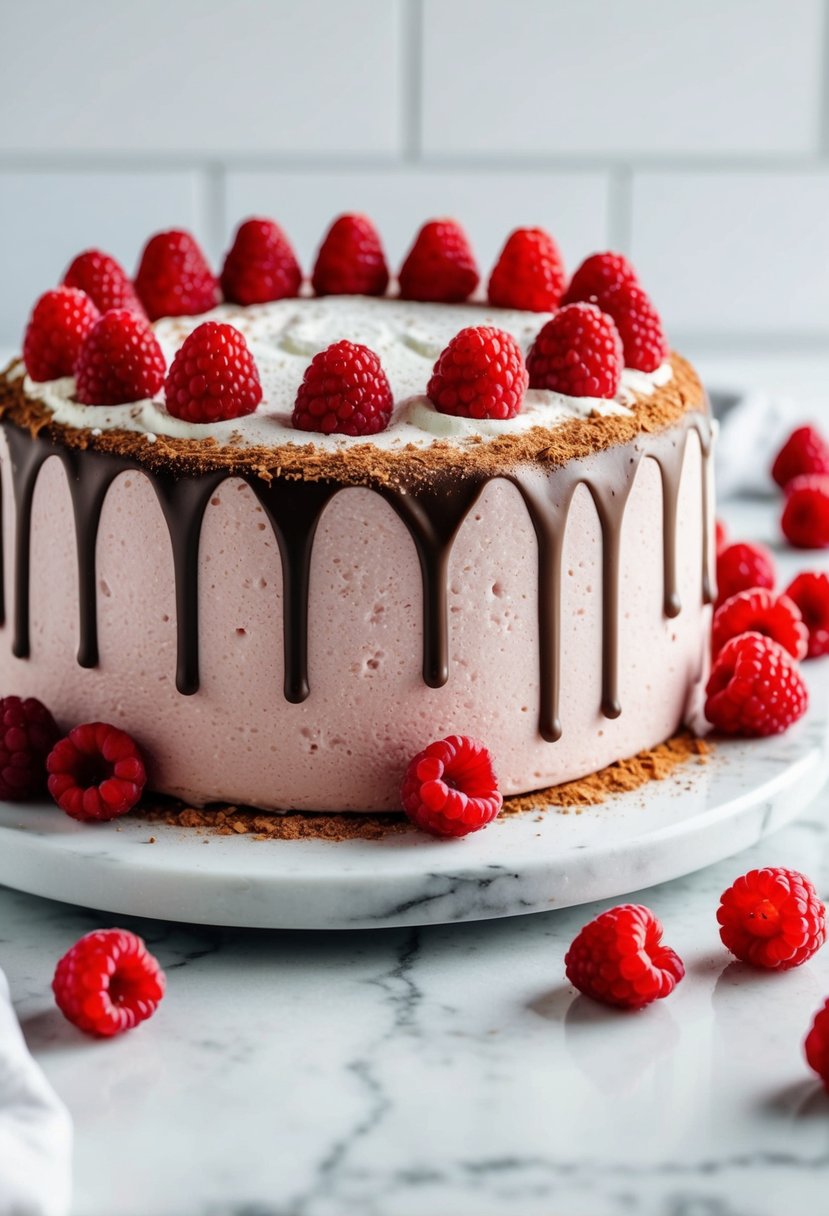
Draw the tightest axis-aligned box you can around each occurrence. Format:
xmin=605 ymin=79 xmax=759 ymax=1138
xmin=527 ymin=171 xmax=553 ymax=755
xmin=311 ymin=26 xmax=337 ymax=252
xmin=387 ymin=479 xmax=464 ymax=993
xmin=3 ymin=350 xmax=829 ymax=1216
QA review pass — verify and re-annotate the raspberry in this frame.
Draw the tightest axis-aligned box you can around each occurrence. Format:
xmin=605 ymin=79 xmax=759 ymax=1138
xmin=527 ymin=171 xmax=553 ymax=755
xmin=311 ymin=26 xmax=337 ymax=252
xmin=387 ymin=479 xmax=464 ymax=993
xmin=487 ymin=227 xmax=565 ymax=312
xmin=772 ymin=425 xmax=829 ymax=488
xmin=705 ymin=633 xmax=808 ymax=736
xmin=220 ymin=217 xmax=302 ymax=306
xmin=398 ymin=219 xmax=479 ymax=303
xmin=426 ymin=326 xmax=528 ymax=420
xmin=63 ymin=248 xmax=145 ymax=317
xmin=715 ymin=541 xmax=776 ymax=607
xmin=785 ymin=571 xmax=829 ymax=658
xmin=711 ymin=588 xmax=808 ymax=661
xmin=134 ymin=229 xmax=219 ymax=321
xmin=52 ymin=929 xmax=165 ymax=1038
xmin=46 ymin=722 xmax=146 ymax=822
xmin=293 ymin=340 xmax=392 ymax=436
xmin=591 ymin=281 xmax=669 ymax=372
xmin=22 ymin=287 xmax=100 ymax=382
xmin=400 ymin=735 xmax=502 ymax=837
xmin=781 ymin=475 xmax=829 ymax=549
xmin=527 ymin=303 xmax=623 ymax=398
xmin=311 ymin=213 xmax=389 ymax=297
xmin=564 ymin=904 xmax=684 ymax=1010
xmin=715 ymin=518 xmax=728 ymax=555
xmin=75 ymin=309 xmax=166 ymax=406
xmin=805 ymin=998 xmax=829 ymax=1090
xmin=717 ymin=868 xmax=826 ymax=970
xmin=561 ymin=251 xmax=639 ymax=306
xmin=0 ymin=696 xmax=59 ymax=801
xmin=165 ymin=321 xmax=263 ymax=424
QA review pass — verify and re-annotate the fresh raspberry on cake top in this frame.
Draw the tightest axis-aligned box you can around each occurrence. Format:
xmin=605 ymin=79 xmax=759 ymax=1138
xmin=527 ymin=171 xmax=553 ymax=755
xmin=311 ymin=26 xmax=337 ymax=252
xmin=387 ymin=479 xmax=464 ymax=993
xmin=23 ymin=287 xmax=100 ymax=381
xmin=487 ymin=227 xmax=565 ymax=312
xmin=0 ymin=696 xmax=59 ymax=801
xmin=53 ymin=929 xmax=165 ymax=1038
xmin=165 ymin=322 xmax=263 ymax=423
xmin=711 ymin=588 xmax=808 ymax=661
xmin=134 ymin=229 xmax=220 ymax=321
xmin=63 ymin=248 xmax=145 ymax=317
xmin=705 ymin=632 xmax=808 ymax=736
xmin=398 ymin=219 xmax=480 ymax=303
xmin=562 ymin=251 xmax=639 ymax=305
xmin=591 ymin=281 xmax=669 ymax=373
xmin=293 ymin=340 xmax=393 ymax=436
xmin=785 ymin=571 xmax=829 ymax=657
xmin=771 ymin=425 xmax=829 ymax=488
xmin=427 ymin=326 xmax=528 ymax=420
xmin=715 ymin=541 xmax=776 ymax=607
xmin=400 ymin=735 xmax=502 ymax=837
xmin=781 ymin=475 xmax=829 ymax=549
xmin=311 ymin=213 xmax=389 ymax=297
xmin=717 ymin=867 xmax=826 ymax=970
xmin=526 ymin=302 xmax=623 ymax=398
xmin=564 ymin=904 xmax=684 ymax=1010
xmin=75 ymin=309 xmax=166 ymax=406
xmin=221 ymin=217 xmax=302 ymax=306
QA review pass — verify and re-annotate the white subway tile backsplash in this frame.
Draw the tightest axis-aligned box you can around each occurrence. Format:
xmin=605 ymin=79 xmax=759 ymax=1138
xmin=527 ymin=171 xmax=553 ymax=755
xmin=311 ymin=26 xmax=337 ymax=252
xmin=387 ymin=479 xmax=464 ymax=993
xmin=0 ymin=171 xmax=208 ymax=347
xmin=223 ymin=168 xmax=611 ymax=278
xmin=630 ymin=171 xmax=829 ymax=336
xmin=0 ymin=0 xmax=402 ymax=156
xmin=421 ymin=0 xmax=824 ymax=157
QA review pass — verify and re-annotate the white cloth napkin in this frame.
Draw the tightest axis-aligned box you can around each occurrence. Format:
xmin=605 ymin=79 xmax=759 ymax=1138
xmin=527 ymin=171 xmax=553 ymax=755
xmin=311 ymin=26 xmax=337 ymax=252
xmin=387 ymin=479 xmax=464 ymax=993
xmin=0 ymin=970 xmax=71 ymax=1216
xmin=712 ymin=387 xmax=807 ymax=501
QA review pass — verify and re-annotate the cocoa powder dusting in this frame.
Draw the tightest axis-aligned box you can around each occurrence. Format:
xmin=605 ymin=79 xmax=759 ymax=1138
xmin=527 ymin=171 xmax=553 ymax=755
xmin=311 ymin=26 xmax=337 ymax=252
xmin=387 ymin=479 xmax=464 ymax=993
xmin=135 ymin=733 xmax=709 ymax=841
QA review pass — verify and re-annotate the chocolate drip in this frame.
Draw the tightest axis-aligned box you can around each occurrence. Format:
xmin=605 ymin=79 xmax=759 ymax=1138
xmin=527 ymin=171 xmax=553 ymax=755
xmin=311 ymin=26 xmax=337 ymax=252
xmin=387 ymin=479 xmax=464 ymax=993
xmin=0 ymin=411 xmax=713 ymax=739
xmin=380 ymin=478 xmax=485 ymax=689
xmin=247 ymin=478 xmax=340 ymax=703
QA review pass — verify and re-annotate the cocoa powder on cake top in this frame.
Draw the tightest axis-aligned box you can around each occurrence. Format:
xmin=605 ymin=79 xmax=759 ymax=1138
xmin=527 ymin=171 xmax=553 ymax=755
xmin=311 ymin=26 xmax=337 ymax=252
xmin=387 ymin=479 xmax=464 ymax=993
xmin=0 ymin=353 xmax=705 ymax=489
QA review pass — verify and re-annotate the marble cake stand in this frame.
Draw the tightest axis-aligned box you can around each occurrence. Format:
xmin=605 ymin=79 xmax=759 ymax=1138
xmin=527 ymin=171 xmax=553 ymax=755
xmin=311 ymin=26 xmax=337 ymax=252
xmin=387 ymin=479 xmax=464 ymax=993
xmin=0 ymin=668 xmax=826 ymax=930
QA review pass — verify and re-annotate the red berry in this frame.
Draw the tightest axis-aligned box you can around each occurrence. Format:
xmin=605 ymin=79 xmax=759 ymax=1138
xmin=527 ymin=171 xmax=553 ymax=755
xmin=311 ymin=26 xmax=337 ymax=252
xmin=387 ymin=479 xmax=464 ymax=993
xmin=400 ymin=735 xmax=502 ymax=838
xmin=398 ymin=219 xmax=479 ymax=304
xmin=562 ymin=251 xmax=639 ymax=306
xmin=715 ymin=541 xmax=776 ymax=607
xmin=715 ymin=518 xmax=729 ymax=555
xmin=781 ymin=475 xmax=829 ymax=549
xmin=311 ymin=213 xmax=389 ymax=297
xmin=772 ymin=425 xmax=829 ymax=488
xmin=293 ymin=340 xmax=392 ymax=436
xmin=705 ymin=633 xmax=808 ymax=737
xmin=805 ymin=998 xmax=829 ymax=1090
xmin=717 ymin=867 xmax=826 ymax=970
xmin=165 ymin=321 xmax=262 ymax=424
xmin=527 ymin=303 xmax=623 ymax=398
xmin=564 ymin=904 xmax=684 ymax=1010
xmin=52 ymin=929 xmax=165 ymax=1038
xmin=134 ymin=229 xmax=219 ymax=321
xmin=785 ymin=571 xmax=829 ymax=658
xmin=22 ymin=287 xmax=100 ymax=382
xmin=592 ymin=281 xmax=669 ymax=372
xmin=75 ymin=309 xmax=166 ymax=406
xmin=220 ymin=217 xmax=302 ymax=306
xmin=46 ymin=722 xmax=146 ymax=822
xmin=0 ymin=696 xmax=59 ymax=801
xmin=711 ymin=588 xmax=808 ymax=661
xmin=426 ymin=326 xmax=528 ymax=420
xmin=63 ymin=248 xmax=145 ymax=317
xmin=487 ymin=227 xmax=565 ymax=312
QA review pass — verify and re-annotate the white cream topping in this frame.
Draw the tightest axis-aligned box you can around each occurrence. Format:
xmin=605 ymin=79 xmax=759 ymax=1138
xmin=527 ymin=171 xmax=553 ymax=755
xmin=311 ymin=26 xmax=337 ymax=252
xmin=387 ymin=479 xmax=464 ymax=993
xmin=16 ymin=296 xmax=673 ymax=450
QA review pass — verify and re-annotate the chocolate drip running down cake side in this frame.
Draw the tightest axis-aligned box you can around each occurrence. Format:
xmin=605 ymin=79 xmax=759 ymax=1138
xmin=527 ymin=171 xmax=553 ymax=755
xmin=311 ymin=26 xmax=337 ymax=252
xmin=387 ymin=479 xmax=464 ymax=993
xmin=0 ymin=223 xmax=714 ymax=812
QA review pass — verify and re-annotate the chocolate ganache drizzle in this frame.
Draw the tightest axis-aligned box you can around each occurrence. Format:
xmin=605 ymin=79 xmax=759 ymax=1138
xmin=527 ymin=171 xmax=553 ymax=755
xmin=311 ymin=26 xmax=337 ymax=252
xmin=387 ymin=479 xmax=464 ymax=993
xmin=0 ymin=412 xmax=713 ymax=740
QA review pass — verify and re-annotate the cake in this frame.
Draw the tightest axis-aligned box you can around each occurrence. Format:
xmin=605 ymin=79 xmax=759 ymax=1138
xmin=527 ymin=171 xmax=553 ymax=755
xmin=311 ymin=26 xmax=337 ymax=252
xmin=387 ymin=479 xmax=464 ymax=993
xmin=0 ymin=217 xmax=714 ymax=814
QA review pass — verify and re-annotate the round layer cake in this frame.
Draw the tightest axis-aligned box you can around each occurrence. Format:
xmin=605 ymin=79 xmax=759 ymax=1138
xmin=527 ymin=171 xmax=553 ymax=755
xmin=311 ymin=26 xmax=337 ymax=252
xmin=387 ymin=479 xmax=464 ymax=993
xmin=0 ymin=283 xmax=713 ymax=812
